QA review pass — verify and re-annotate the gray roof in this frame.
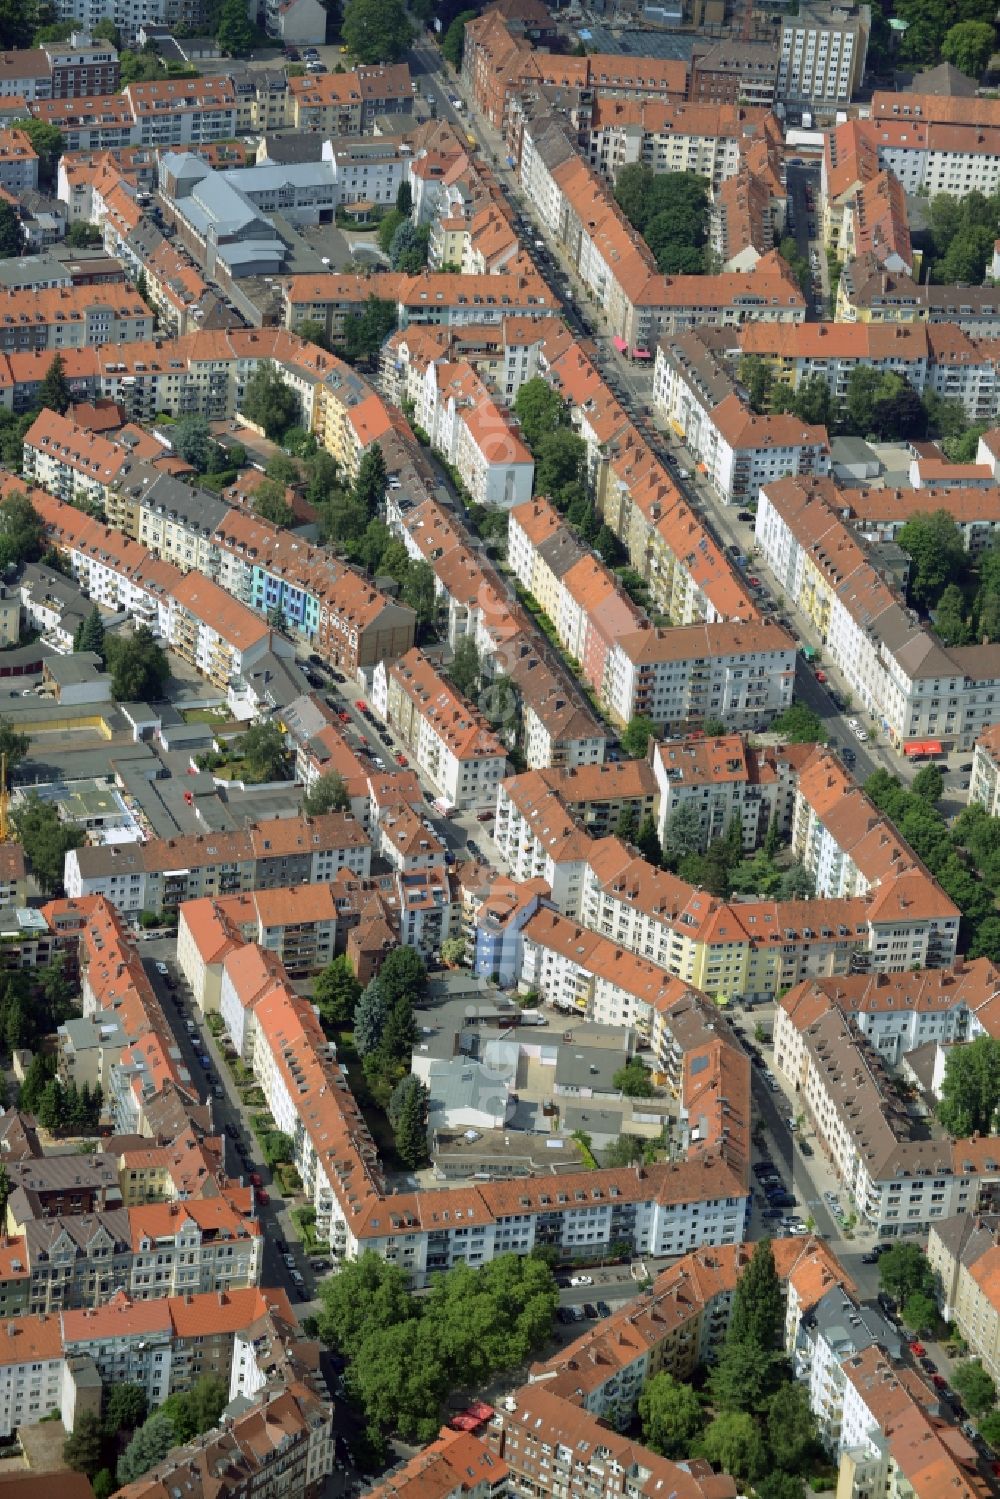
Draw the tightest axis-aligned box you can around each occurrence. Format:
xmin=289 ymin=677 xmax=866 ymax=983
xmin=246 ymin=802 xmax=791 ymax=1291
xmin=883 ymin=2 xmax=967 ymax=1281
xmin=45 ymin=652 xmax=107 ymax=686
xmin=424 ymin=1057 xmax=513 ymax=1122
xmin=23 ymin=1208 xmax=131 ymax=1260
xmin=810 ymin=1288 xmax=902 ymax=1360
xmin=555 ymin=1045 xmax=623 ymax=1092
xmin=258 ymin=133 xmax=326 ymax=166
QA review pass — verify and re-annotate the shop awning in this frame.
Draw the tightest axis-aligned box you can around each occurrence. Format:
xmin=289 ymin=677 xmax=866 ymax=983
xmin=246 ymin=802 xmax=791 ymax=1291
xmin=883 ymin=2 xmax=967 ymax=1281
xmin=612 ymin=335 xmax=628 ymax=352
xmin=904 ymin=740 xmax=943 ymax=756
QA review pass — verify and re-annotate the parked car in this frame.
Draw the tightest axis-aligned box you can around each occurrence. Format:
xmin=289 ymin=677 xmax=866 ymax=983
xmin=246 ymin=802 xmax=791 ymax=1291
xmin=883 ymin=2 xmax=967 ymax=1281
xmin=569 ymin=1275 xmax=593 ymax=1287
xmin=355 ymin=700 xmax=368 ymax=712
xmin=583 ymin=1303 xmax=599 ymax=1319
xmin=250 ymin=1172 xmax=263 ymax=1189
xmin=155 ymin=961 xmax=169 ymax=976
xmin=737 ymin=510 xmax=754 ymax=522
xmin=256 ymin=1189 xmax=269 ymax=1205
xmin=596 ymin=1301 xmax=612 ymax=1318
xmin=798 ymin=1140 xmax=813 ymax=1156
xmin=909 ymin=1341 xmax=926 ymax=1358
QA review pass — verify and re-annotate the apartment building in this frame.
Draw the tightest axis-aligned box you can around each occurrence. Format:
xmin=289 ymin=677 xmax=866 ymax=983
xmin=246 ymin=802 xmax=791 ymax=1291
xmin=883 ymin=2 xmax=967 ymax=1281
xmin=774 ymin=1000 xmax=986 ymax=1236
xmin=414 ymin=359 xmax=534 ymax=510
xmin=582 ymin=99 xmax=772 ymax=188
xmin=117 ymin=1376 xmax=332 ymax=1499
xmin=286 ymin=64 xmax=413 ymax=134
xmin=527 ymin=1237 xmax=850 ymax=1424
xmin=501 ymin=759 xmax=658 ymax=843
xmin=177 ymin=886 xmax=342 ymax=1010
xmin=653 ymin=734 xmax=803 ymax=852
xmin=365 ymin=1427 xmax=508 ymax=1499
xmin=755 ymin=475 xmax=1000 ymax=753
xmin=790 ymin=1287 xmax=902 ymax=1451
xmin=23 ymin=407 xmax=130 ymax=509
xmin=0 ymin=129 xmax=38 ymax=195
xmin=378 ymin=648 xmax=506 ymax=811
xmin=602 ymin=621 xmax=796 ymax=733
xmin=871 ymin=90 xmax=1000 ymax=197
xmin=778 ymin=1 xmax=870 ymax=106
xmin=64 ymin=813 xmax=372 ymax=917
xmin=678 ymin=392 xmax=830 ymax=507
xmin=837 ymin=1345 xmax=983 ymax=1499
xmin=927 ymin=1216 xmax=1000 ymax=1381
xmin=970 ymin=723 xmax=1000 ymax=817
xmin=0 ymin=284 xmax=152 ymax=352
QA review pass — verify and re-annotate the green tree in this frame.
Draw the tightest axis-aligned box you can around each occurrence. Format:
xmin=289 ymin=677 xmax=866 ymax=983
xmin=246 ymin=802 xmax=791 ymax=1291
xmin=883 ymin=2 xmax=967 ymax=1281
xmin=12 ymin=794 xmax=84 ymax=895
xmin=354 ymin=443 xmax=387 ymax=516
xmin=117 ymin=1412 xmax=177 ymax=1484
xmin=172 ymin=414 xmax=214 ymax=472
xmin=63 ymin=1411 xmax=109 ymax=1478
xmin=354 ymin=977 xmax=390 ymax=1056
xmin=614 ymin=804 xmax=639 ymax=843
xmin=708 ymin=1337 xmax=778 ymax=1413
xmin=11 ymin=119 xmax=63 ymax=185
xmin=402 ymin=559 xmax=437 ymax=635
xmin=388 ymin=220 xmax=430 ymax=272
xmin=303 ymin=771 xmax=350 ymax=816
xmin=636 ymin=813 xmax=662 ymax=867
xmin=534 ymin=428 xmax=586 ymax=502
xmin=0 ymin=716 xmax=29 ymax=771
xmin=103 ymin=625 xmax=170 ymax=702
xmin=252 ymin=478 xmax=294 ymax=527
xmin=932 ymin=582 xmax=970 ymax=646
xmin=316 ymin=1250 xmax=416 ymax=1355
xmin=217 ymin=0 xmax=254 ymax=53
xmin=74 ymin=604 xmax=106 ymax=659
xmin=442 ymin=7 xmax=476 ymax=65
xmin=450 ymin=635 xmax=480 ymax=697
xmin=792 ymin=374 xmax=833 ymax=428
xmin=662 ymin=801 xmax=704 ymax=863
xmin=341 ymin=0 xmax=412 ymax=63
xmin=441 ymin=935 xmax=467 ymax=966
xmin=378 ymin=948 xmax=427 ymax=1008
xmin=238 ymin=720 xmax=288 ymax=782
xmin=295 ymin=318 xmax=330 ymax=351
xmin=897 ymin=510 xmax=967 ymax=611
xmin=39 ymin=352 xmax=71 ymax=415
xmin=901 ymin=1291 xmax=938 ymax=1332
xmin=314 ymin=955 xmax=361 ymax=1026
xmin=637 ymin=1372 xmax=703 ymax=1458
xmin=878 ymin=1242 xmax=936 ymax=1307
xmin=938 ymin=1034 xmax=1000 ymax=1136
xmin=377 ymin=208 xmax=406 ymax=255
xmin=0 ymin=491 xmax=44 ymax=571
xmin=18 ymin=1050 xmax=55 ymax=1111
xmin=767 ymin=1380 xmax=818 ymax=1472
xmin=942 ymin=19 xmax=996 ymax=74
xmin=754 ymin=1476 xmax=807 ymax=1499
xmin=513 ymin=377 xmax=567 ymax=448
xmin=395 ymin=181 xmax=412 ymax=216
xmin=613 ymin=1057 xmax=653 ymax=1097
xmin=241 ymin=362 xmax=299 ymax=440
xmin=729 ymin=1237 xmax=782 ymax=1351
xmin=779 ymin=863 xmax=815 ymax=900
xmin=621 ymin=715 xmax=657 ymax=759
xmin=106 ymin=1384 xmax=148 ymax=1434
xmin=951 ymin=1359 xmax=997 ymax=1416
xmin=978 ymin=1409 xmax=1000 ymax=1447
xmin=770 ymin=703 xmax=827 ymax=743
xmin=388 ymin=1074 xmax=429 ymax=1167
xmin=343 ymin=296 xmax=397 ymax=362
xmin=911 ymin=763 xmax=945 ymax=803
xmin=699 ymin=1411 xmax=768 ymax=1479
xmin=738 ymin=355 xmax=774 ymax=414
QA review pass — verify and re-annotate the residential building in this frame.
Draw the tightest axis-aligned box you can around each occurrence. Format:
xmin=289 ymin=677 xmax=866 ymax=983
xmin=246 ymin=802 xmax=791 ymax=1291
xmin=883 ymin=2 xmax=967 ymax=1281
xmin=790 ymin=1286 xmax=902 ymax=1450
xmin=970 ymin=722 xmax=1000 ymax=816
xmin=926 ymin=1215 xmax=1000 ymax=1380
xmin=778 ymin=1 xmax=870 ymax=106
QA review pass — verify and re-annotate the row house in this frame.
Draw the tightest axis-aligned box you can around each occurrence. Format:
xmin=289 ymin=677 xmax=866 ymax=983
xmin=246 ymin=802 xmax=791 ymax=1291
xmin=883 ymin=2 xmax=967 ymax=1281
xmin=415 ymin=358 xmax=533 ymax=510
xmin=755 ymin=474 xmax=1000 ymax=753
xmin=65 ymin=811 xmax=372 ymax=917
xmin=377 ymin=647 xmax=507 ymax=811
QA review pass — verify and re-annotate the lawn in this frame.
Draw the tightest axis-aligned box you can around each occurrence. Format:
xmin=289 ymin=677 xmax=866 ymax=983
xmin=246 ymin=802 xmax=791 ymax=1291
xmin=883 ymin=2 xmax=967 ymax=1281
xmin=181 ymin=706 xmax=231 ymax=725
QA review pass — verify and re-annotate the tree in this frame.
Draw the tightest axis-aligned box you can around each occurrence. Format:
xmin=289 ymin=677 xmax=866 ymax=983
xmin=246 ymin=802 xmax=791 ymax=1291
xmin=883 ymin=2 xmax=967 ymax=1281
xmin=117 ymin=1412 xmax=177 ymax=1485
xmin=636 ymin=813 xmax=662 ymax=867
xmin=0 ymin=491 xmax=44 ymax=571
xmin=64 ymin=1411 xmax=109 ymax=1478
xmin=535 ymin=428 xmax=586 ymax=502
xmin=303 ymin=771 xmax=350 ymax=816
xmin=240 ymin=362 xmax=298 ymax=440
xmin=18 ymin=1050 xmax=55 ymax=1111
xmin=754 ymin=1476 xmax=807 ymax=1499
xmin=978 ymin=1409 xmax=1000 ymax=1447
xmin=614 ymin=1057 xmax=653 ymax=1097
xmin=0 ymin=717 xmax=29 ymax=772
xmin=729 ymin=1237 xmax=782 ymax=1352
xmin=621 ymin=715 xmax=657 ymax=759
xmin=395 ymin=181 xmax=412 ymax=216
xmin=314 ymin=956 xmax=361 ymax=1027
xmin=614 ymin=804 xmax=639 ymax=843
xmin=707 ymin=1337 xmax=777 ymax=1414
xmin=12 ymin=794 xmax=84 ymax=895
xmin=792 ymin=374 xmax=833 ymax=429
xmin=767 ymin=1381 xmax=818 ymax=1472
xmin=217 ymin=0 xmax=254 ymax=53
xmin=106 ymin=1384 xmax=148 ymax=1434
xmin=911 ymin=763 xmax=944 ymax=803
xmin=238 ymin=721 xmax=288 ymax=783
xmin=354 ymin=444 xmax=387 ymax=517
xmin=739 ymin=355 xmax=774 ymax=414
xmin=317 ymin=1250 xmax=417 ymax=1355
xmin=355 ymin=978 xmax=390 ymax=1056
xmin=74 ymin=603 xmax=106 ymax=659
xmin=938 ymin=1034 xmax=1000 ymax=1136
xmin=942 ymin=19 xmax=996 ymax=75
xmin=103 ymin=625 xmax=170 ymax=701
xmin=778 ymin=863 xmax=815 ymax=900
xmin=92 ymin=17 xmax=121 ymax=45
xmin=402 ymin=559 xmax=437 ymax=635
xmin=662 ymin=801 xmax=704 ymax=863
xmin=613 ymin=166 xmax=710 ymax=275
xmin=442 ymin=7 xmax=477 ymax=65
xmin=901 ymin=1291 xmax=938 ymax=1332
xmin=933 ymin=582 xmax=971 ymax=647
xmin=379 ymin=947 xmax=427 ymax=1008
xmin=699 ymin=1411 xmax=768 ymax=1480
xmin=252 ymin=478 xmax=294 ymax=527
xmin=389 ymin=1075 xmax=428 ymax=1167
xmin=39 ymin=352 xmax=71 ymax=415
xmin=172 ymin=413 xmax=214 ymax=472
xmin=343 ymin=296 xmax=397 ymax=363
xmin=341 ymin=0 xmax=412 ymax=63
xmin=295 ymin=318 xmax=329 ymax=351
xmin=951 ymin=1359 xmax=997 ymax=1416
xmin=898 ymin=510 xmax=967 ymax=611
xmin=878 ymin=1243 xmax=936 ymax=1307
xmin=11 ymin=119 xmax=63 ymax=185
xmin=513 ymin=378 xmax=567 ymax=449
xmin=441 ymin=935 xmax=467 ymax=966
xmin=770 ymin=703 xmax=828 ymax=743
xmin=450 ymin=636 xmax=480 ymax=698
xmin=638 ymin=1372 xmax=703 ymax=1458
